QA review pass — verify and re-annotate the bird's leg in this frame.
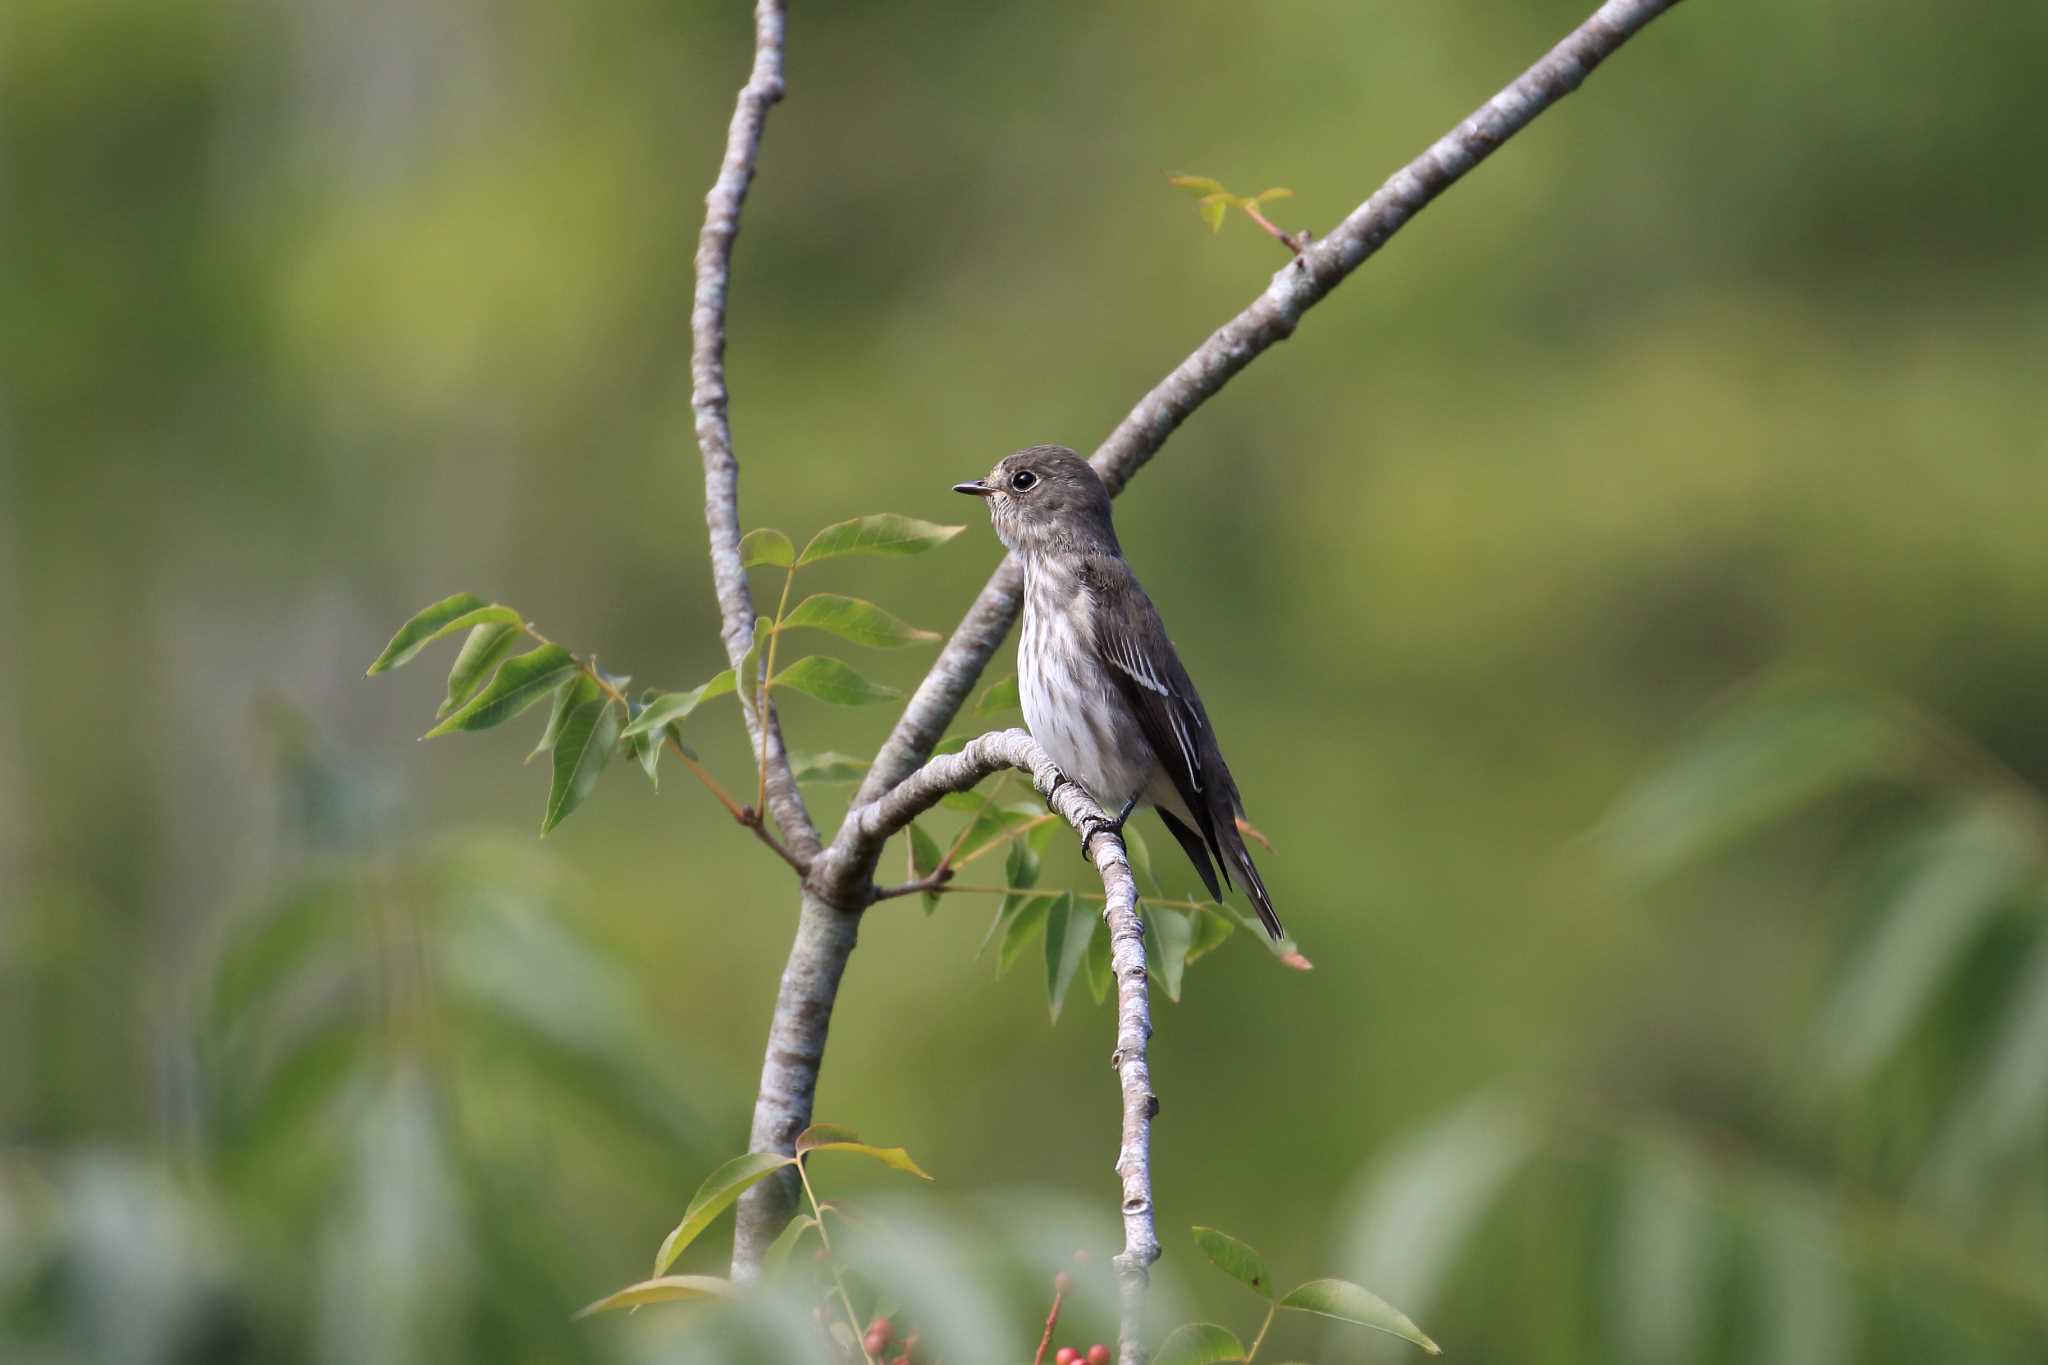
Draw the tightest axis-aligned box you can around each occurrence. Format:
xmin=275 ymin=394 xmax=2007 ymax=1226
xmin=1080 ymin=792 xmax=1141 ymax=862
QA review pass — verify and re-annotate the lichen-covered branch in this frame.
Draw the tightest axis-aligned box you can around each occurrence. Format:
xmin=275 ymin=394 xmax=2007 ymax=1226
xmin=852 ymin=0 xmax=1688 ymax=816
xmin=690 ymin=0 xmax=820 ymax=866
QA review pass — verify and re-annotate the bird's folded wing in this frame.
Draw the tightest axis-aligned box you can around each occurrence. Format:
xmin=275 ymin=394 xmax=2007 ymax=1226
xmin=1092 ymin=569 xmax=1229 ymax=877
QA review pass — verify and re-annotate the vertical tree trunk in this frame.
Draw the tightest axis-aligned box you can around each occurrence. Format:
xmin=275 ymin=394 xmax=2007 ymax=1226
xmin=730 ymin=887 xmax=862 ymax=1278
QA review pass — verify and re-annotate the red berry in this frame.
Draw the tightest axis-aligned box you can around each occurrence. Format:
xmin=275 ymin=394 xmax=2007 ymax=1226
xmin=864 ymin=1329 xmax=890 ymax=1356
xmin=867 ymin=1319 xmax=893 ymax=1344
xmin=1088 ymin=1346 xmax=1112 ymax=1365
xmin=1056 ymin=1349 xmax=1081 ymax=1365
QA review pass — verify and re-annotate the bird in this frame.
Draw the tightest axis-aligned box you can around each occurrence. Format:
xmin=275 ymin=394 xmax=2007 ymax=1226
xmin=954 ymin=444 xmax=1284 ymax=941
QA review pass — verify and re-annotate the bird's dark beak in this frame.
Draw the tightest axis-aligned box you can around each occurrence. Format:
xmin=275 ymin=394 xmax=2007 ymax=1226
xmin=953 ymin=480 xmax=993 ymax=497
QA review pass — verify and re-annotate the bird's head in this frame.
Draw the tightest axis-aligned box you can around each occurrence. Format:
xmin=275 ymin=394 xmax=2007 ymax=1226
xmin=954 ymin=445 xmax=1119 ymax=557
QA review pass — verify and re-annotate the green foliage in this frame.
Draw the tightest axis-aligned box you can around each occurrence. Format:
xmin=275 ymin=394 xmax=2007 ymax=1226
xmin=739 ymin=527 xmax=797 ymax=568
xmin=439 ymin=620 xmax=522 ymax=717
xmin=1169 ymin=174 xmax=1298 ymax=238
xmin=770 ymin=654 xmax=902 ymax=705
xmin=781 ymin=593 xmax=940 ymax=648
xmin=368 ymin=507 xmax=954 ymax=836
xmin=972 ymin=673 xmax=1021 ymax=716
xmin=1348 ymin=680 xmax=2048 ymax=1365
xmin=620 ymin=671 xmax=737 ymax=739
xmin=787 ymin=751 xmax=869 ymax=783
xmin=1154 ymin=1322 xmax=1246 ymax=1365
xmin=793 ymin=513 xmax=964 ymax=566
xmin=543 ymin=697 xmax=619 ymax=834
xmin=1194 ymin=1225 xmax=1274 ymax=1298
xmin=1042 ymin=892 xmax=1094 ymax=1023
xmin=1170 ymin=1225 xmax=1437 ymax=1362
xmin=423 ymin=644 xmax=578 ymax=736
xmin=594 ymin=1124 xmax=931 ymax=1335
xmin=652 ymin=1151 xmax=798 ymax=1277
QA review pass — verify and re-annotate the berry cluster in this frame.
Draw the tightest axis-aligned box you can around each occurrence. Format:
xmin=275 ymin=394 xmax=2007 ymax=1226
xmin=862 ymin=1315 xmax=922 ymax=1365
xmin=1051 ymin=1346 xmax=1112 ymax=1365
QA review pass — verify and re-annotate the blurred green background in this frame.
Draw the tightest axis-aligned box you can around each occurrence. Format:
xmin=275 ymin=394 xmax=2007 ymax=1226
xmin=6 ymin=0 xmax=2047 ymax=1360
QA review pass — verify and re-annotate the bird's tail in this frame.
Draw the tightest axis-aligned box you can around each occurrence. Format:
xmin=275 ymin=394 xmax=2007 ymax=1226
xmin=1215 ymin=816 xmax=1284 ymax=942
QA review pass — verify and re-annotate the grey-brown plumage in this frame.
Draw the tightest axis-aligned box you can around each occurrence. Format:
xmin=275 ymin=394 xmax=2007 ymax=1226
xmin=955 ymin=445 xmax=1283 ymax=940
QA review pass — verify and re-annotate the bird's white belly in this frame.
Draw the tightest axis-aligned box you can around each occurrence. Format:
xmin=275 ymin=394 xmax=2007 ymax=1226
xmin=1019 ymin=590 xmax=1157 ymax=809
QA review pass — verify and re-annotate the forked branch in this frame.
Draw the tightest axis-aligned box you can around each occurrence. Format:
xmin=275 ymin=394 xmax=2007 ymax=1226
xmin=853 ymin=0 xmax=1690 ymax=814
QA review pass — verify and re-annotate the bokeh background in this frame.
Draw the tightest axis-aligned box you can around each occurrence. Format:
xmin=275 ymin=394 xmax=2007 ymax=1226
xmin=5 ymin=0 xmax=2047 ymax=1361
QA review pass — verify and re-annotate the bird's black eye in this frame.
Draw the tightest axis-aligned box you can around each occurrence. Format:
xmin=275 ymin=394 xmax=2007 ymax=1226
xmin=1010 ymin=469 xmax=1038 ymax=491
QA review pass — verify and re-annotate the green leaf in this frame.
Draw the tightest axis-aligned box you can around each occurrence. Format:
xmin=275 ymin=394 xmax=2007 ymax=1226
xmin=1251 ymin=186 xmax=1295 ymax=205
xmin=931 ymin=734 xmax=970 ymax=756
xmin=739 ymin=527 xmax=796 ymax=568
xmin=972 ymin=674 xmax=1021 ymax=716
xmin=527 ymin=674 xmax=600 ymax=763
xmin=999 ymin=895 xmax=1051 ymax=976
xmin=1044 ymin=893 xmax=1094 ymax=1023
xmin=542 ymin=698 xmax=620 ymax=834
xmin=1124 ymin=822 xmax=1156 ymax=891
xmin=1818 ymin=803 xmax=2034 ymax=1087
xmin=628 ymin=729 xmax=663 ymax=789
xmin=981 ymin=840 xmax=1044 ymax=956
xmin=1152 ymin=1322 xmax=1246 ymax=1365
xmin=367 ymin=593 xmax=504 ymax=674
xmin=760 ymin=1215 xmax=818 ymax=1276
xmin=1279 ymin=1278 xmax=1439 ymax=1354
xmin=788 ymin=751 xmax=869 ymax=784
xmin=620 ymin=670 xmax=738 ymax=739
xmin=795 ymin=513 xmax=965 ymax=566
xmin=1193 ymin=1226 xmax=1274 ymax=1298
xmin=909 ymin=822 xmax=942 ymax=877
xmin=576 ymin=1275 xmax=734 ymax=1318
xmin=795 ymin=1125 xmax=934 ymax=1180
xmin=1199 ymin=194 xmax=1231 ymax=232
xmin=653 ymin=1151 xmax=795 ymax=1276
xmin=771 ymin=656 xmax=902 ymax=706
xmin=1085 ymin=915 xmax=1113 ymax=1004
xmin=1186 ymin=907 xmax=1235 ymax=967
xmin=1169 ymin=174 xmax=1228 ymax=197
xmin=423 ymin=646 xmax=578 ymax=737
xmin=781 ymin=594 xmax=940 ymax=648
xmin=909 ymin=822 xmax=943 ymax=914
xmin=438 ymin=621 xmax=521 ymax=718
xmin=1146 ymin=908 xmax=1196 ymax=1003
xmin=960 ymin=799 xmax=1036 ymax=860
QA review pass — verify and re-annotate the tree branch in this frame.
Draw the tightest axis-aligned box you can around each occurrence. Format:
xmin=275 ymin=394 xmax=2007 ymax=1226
xmin=724 ymin=0 xmax=1691 ymax=1333
xmin=851 ymin=730 xmax=1159 ymax=1355
xmin=691 ymin=0 xmax=820 ymax=867
xmin=851 ymin=0 xmax=1688 ymax=817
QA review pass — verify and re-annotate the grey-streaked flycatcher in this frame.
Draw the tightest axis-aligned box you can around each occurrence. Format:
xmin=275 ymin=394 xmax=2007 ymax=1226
xmin=955 ymin=445 xmax=1284 ymax=940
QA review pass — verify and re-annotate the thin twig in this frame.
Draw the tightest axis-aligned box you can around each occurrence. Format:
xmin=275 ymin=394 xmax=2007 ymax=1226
xmin=690 ymin=0 xmax=820 ymax=867
xmin=1032 ymin=1272 xmax=1070 ymax=1365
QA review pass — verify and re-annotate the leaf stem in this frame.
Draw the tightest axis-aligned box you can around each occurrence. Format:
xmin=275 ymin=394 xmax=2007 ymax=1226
xmin=1244 ymin=1301 xmax=1278 ymax=1363
xmin=755 ymin=564 xmax=798 ymax=815
xmin=795 ymin=1154 xmax=874 ymax=1365
xmin=1240 ymin=201 xmax=1305 ymax=254
xmin=518 ymin=620 xmax=808 ymax=872
xmin=1030 ymin=1272 xmax=1068 ymax=1365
